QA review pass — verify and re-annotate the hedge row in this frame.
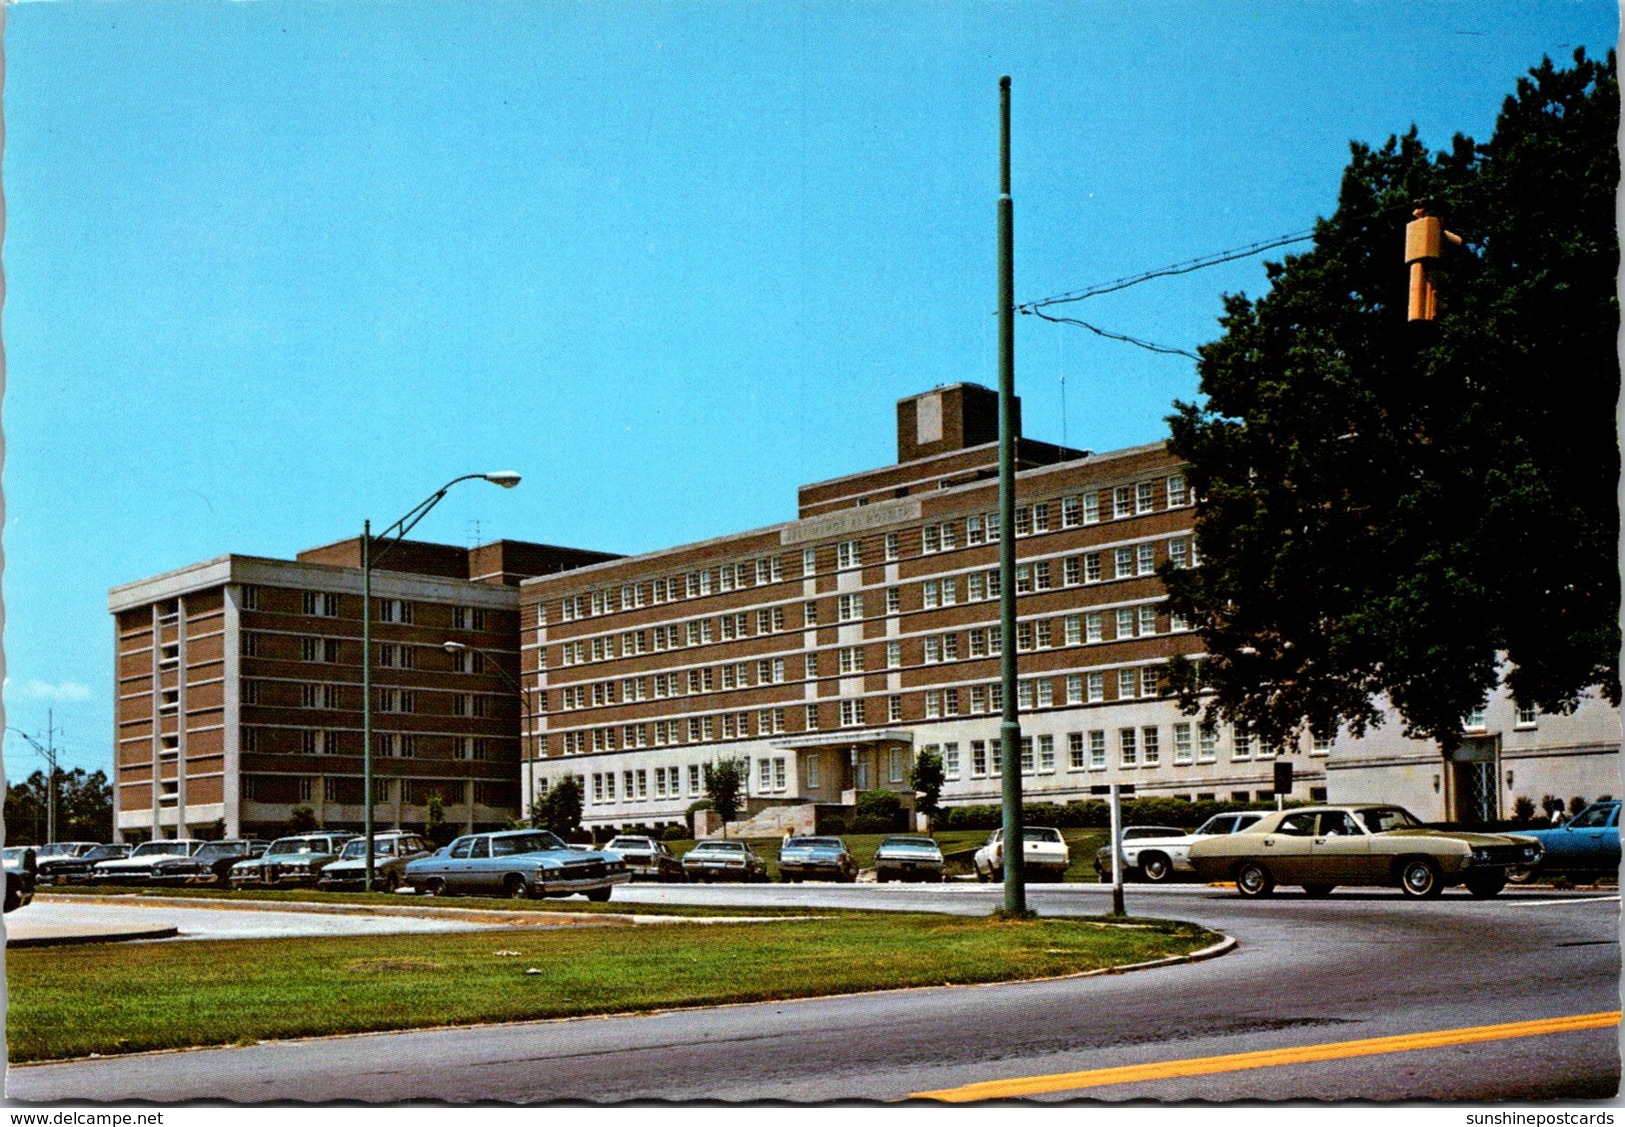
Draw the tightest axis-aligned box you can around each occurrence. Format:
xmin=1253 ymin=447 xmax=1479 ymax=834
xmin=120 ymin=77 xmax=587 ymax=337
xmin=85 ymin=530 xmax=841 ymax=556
xmin=935 ymin=797 xmax=1284 ymax=832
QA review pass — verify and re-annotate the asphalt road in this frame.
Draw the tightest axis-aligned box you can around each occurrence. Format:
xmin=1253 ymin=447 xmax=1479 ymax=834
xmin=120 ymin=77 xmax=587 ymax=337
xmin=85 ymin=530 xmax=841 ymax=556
xmin=8 ymin=882 xmax=1619 ymax=1102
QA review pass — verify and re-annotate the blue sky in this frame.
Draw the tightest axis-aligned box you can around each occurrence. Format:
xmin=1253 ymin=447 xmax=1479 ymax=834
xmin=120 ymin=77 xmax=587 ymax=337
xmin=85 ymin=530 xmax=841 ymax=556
xmin=3 ymin=1 xmax=1615 ymax=784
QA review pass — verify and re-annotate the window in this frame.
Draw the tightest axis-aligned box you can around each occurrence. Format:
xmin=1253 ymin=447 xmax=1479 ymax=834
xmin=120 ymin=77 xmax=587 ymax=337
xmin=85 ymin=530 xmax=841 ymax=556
xmin=1085 ymin=553 xmax=1103 ymax=583
xmin=1173 ymin=723 xmax=1194 ymax=765
xmin=803 ymin=600 xmax=819 ymax=627
xmin=1063 ymin=557 xmax=1082 ymax=586
xmin=240 ymin=585 xmax=259 ymax=610
xmin=304 ymin=591 xmax=340 ymax=617
xmin=1311 ymin=733 xmax=1334 ymax=756
xmin=940 ymin=522 xmax=958 ymax=550
xmin=837 ymin=540 xmax=862 ymax=569
xmin=1116 ymin=608 xmax=1136 ymax=638
xmin=1062 ymin=496 xmax=1082 ymax=527
xmin=1089 ymin=730 xmax=1107 ymax=769
xmin=1019 ymin=736 xmax=1035 ymax=773
xmin=1136 ymin=481 xmax=1155 ymax=514
xmin=922 ymin=580 xmax=940 ymax=609
xmin=1015 ymin=565 xmax=1033 ymax=595
xmin=1068 ymin=732 xmax=1086 ymax=769
xmin=924 ymin=690 xmax=940 ymax=719
xmin=1140 ymin=667 xmax=1159 ymax=697
xmin=1066 ymin=674 xmax=1083 ymax=704
xmin=1113 ymin=486 xmax=1133 ymax=519
xmin=1119 ymin=728 xmax=1138 ymax=766
xmin=967 ymin=573 xmax=985 ymax=601
xmin=888 ymin=695 xmax=902 ymax=722
xmin=922 ymin=525 xmax=941 ymax=553
xmin=802 ymin=548 xmax=817 ymax=576
xmin=1137 ymin=543 xmax=1156 ymax=576
xmin=886 ymin=641 xmax=901 ymax=668
xmin=1032 ymin=502 xmax=1050 ymax=532
xmin=943 ymin=742 xmax=960 ymax=779
xmin=1142 ymin=727 xmax=1160 ymax=766
xmin=1034 ymin=560 xmax=1051 ymax=590
xmin=1138 ymin=605 xmax=1157 ymax=635
xmin=1117 ymin=669 xmax=1137 ymax=699
xmin=1463 ymin=708 xmax=1487 ymax=730
xmin=1516 ymin=705 xmax=1538 ymax=728
xmin=839 ymin=647 xmax=866 ymax=673
xmin=1169 ymin=538 xmax=1190 ymax=568
xmin=884 ymin=532 xmax=900 ymax=561
xmin=1232 ymin=728 xmax=1253 ymax=761
xmin=886 ymin=587 xmax=901 ymax=614
xmin=940 ymin=577 xmax=957 ymax=605
xmin=1086 ymin=672 xmax=1104 ymax=703
xmin=837 ymin=594 xmax=864 ymax=622
xmin=1082 ymin=492 xmax=1100 ymax=524
xmin=1085 ymin=612 xmax=1104 ymax=643
xmin=887 ymin=746 xmax=905 ymax=784
xmin=1114 ymin=547 xmax=1135 ymax=578
xmin=971 ymin=740 xmax=988 ymax=776
xmin=805 ymin=703 xmax=820 ymax=730
xmin=840 ymin=699 xmax=866 ymax=728
xmin=1167 ymin=474 xmax=1188 ymax=506
xmin=967 ymin=515 xmax=985 ymax=544
xmin=805 ymin=653 xmax=820 ymax=679
xmin=1015 ymin=507 xmax=1032 ymax=537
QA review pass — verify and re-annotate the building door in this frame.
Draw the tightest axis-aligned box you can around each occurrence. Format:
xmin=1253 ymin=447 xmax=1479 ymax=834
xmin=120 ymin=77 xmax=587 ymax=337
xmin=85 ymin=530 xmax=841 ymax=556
xmin=855 ymin=757 xmax=872 ymax=792
xmin=1451 ymin=738 xmax=1499 ymax=823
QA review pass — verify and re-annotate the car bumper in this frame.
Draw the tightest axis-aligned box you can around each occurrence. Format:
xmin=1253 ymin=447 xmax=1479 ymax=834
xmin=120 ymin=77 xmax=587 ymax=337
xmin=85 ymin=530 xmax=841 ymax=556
xmin=533 ymin=871 xmax=631 ymax=896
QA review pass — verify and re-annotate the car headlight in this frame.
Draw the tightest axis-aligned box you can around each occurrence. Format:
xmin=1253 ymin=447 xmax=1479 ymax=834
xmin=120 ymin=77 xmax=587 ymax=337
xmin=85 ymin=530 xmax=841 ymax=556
xmin=1470 ymin=848 xmax=1491 ymax=864
xmin=1523 ymin=845 xmax=1541 ymax=862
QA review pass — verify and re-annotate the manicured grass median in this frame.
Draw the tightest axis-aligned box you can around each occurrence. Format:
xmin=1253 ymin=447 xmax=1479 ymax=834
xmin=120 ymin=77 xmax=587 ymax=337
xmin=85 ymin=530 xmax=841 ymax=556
xmin=8 ymin=913 xmax=1215 ymax=1062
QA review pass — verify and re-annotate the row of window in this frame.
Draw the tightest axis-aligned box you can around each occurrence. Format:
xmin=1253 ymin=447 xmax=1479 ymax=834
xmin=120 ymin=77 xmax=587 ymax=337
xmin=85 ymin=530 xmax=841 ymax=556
xmin=923 ymin=723 xmax=1333 ymax=779
xmin=239 ymin=680 xmax=499 ymax=716
xmin=237 ymin=586 xmax=489 ymax=630
xmin=237 ymin=634 xmax=497 ymax=674
xmin=240 ymin=775 xmax=508 ymax=806
xmin=548 ymin=476 xmax=1189 ymax=624
xmin=549 ymin=536 xmax=1191 ymax=669
xmin=238 ymin=728 xmax=503 ymax=760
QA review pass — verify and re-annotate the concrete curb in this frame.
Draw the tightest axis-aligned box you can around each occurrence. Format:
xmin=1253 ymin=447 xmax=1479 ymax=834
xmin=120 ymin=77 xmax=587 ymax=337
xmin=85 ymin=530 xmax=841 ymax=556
xmin=34 ymin=893 xmax=636 ymax=927
xmin=8 ymin=925 xmax=181 ymax=948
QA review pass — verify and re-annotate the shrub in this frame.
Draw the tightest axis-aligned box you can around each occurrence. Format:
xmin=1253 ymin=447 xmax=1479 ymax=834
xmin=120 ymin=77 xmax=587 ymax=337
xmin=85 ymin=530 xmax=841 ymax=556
xmin=660 ymin=824 xmax=690 ymax=842
xmin=1512 ymin=796 xmax=1537 ymax=821
xmin=852 ymin=790 xmax=905 ymax=834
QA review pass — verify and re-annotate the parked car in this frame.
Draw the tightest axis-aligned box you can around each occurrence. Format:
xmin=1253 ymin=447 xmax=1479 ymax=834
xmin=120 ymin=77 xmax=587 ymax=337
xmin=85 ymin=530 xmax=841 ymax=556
xmin=777 ymin=836 xmax=857 ymax=883
xmin=318 ymin=831 xmax=435 ymax=891
xmin=403 ymin=829 xmax=629 ymax=901
xmin=231 ymin=834 xmax=355 ymax=888
xmin=92 ymin=839 xmax=211 ymax=884
xmin=602 ymin=836 xmax=685 ymax=882
xmin=682 ymin=839 xmax=769 ymax=883
xmin=37 ymin=842 xmax=130 ymax=885
xmin=1187 ymin=804 xmax=1542 ymax=898
xmin=1094 ymin=813 xmax=1268 ymax=882
xmin=3 ymin=847 xmax=37 ymax=912
xmin=1506 ymin=800 xmax=1620 ymax=884
xmin=873 ymin=835 xmax=946 ymax=883
xmin=36 ymin=842 xmax=101 ymax=863
xmin=973 ymin=827 xmax=1071 ymax=882
xmin=149 ymin=840 xmax=268 ymax=886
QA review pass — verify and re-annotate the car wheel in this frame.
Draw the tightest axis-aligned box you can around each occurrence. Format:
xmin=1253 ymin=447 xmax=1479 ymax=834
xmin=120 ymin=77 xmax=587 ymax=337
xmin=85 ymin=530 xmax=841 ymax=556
xmin=1465 ymin=872 xmax=1507 ymax=898
xmin=1235 ymin=861 xmax=1275 ymax=898
xmin=1398 ymin=858 xmax=1444 ymax=898
xmin=1504 ymin=865 xmax=1539 ymax=885
xmin=424 ymin=878 xmax=447 ymax=898
xmin=504 ymin=875 xmax=532 ymax=900
xmin=1302 ymin=884 xmax=1336 ymax=898
xmin=1139 ymin=853 xmax=1172 ymax=883
xmin=585 ymin=887 xmax=612 ymax=903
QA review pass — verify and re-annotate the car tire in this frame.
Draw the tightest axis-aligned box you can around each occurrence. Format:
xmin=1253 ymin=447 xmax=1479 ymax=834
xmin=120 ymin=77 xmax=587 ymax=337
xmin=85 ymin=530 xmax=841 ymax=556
xmin=1398 ymin=858 xmax=1444 ymax=898
xmin=1235 ymin=861 xmax=1275 ymax=898
xmin=1464 ymin=872 xmax=1507 ymax=898
xmin=1504 ymin=864 xmax=1539 ymax=885
xmin=424 ymin=878 xmax=447 ymax=898
xmin=1302 ymin=884 xmax=1336 ymax=898
xmin=505 ymin=875 xmax=532 ymax=900
xmin=1139 ymin=853 xmax=1172 ymax=883
xmin=585 ymin=887 xmax=612 ymax=903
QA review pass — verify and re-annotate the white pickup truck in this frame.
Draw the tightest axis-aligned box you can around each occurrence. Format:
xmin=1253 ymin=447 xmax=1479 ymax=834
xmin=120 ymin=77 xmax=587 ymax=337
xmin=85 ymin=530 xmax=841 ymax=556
xmin=1095 ymin=811 xmax=1266 ymax=882
xmin=973 ymin=826 xmax=1071 ymax=882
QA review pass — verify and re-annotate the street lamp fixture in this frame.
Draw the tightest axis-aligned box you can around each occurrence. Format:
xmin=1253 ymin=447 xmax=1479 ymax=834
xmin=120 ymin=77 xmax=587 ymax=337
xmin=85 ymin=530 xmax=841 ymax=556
xmin=442 ymin=640 xmax=540 ymax=827
xmin=362 ymin=472 xmax=521 ymax=892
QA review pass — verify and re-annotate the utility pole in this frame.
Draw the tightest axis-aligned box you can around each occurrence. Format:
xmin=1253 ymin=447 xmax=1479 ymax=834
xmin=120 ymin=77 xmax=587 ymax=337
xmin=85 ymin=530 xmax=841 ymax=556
xmin=996 ymin=75 xmax=1026 ymax=916
xmin=9 ymin=711 xmax=59 ymax=843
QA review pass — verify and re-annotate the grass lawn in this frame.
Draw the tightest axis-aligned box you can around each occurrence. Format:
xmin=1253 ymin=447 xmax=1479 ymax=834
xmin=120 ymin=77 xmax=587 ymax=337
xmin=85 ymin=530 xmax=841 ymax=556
xmin=8 ymin=913 xmax=1216 ymax=1062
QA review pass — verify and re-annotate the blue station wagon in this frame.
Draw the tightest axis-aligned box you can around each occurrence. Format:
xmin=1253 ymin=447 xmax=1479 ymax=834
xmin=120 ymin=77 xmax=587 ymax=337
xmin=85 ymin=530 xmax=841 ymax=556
xmin=403 ymin=830 xmax=629 ymax=901
xmin=1508 ymin=801 xmax=1620 ymax=883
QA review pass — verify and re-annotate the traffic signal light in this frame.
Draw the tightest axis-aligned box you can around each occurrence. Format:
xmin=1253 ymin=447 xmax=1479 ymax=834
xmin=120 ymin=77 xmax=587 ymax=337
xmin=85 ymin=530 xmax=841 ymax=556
xmin=1404 ymin=205 xmax=1463 ymax=322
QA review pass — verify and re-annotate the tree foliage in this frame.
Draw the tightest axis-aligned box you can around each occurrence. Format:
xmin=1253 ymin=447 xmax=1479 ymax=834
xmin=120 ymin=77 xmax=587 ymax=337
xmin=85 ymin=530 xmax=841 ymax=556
xmin=703 ymin=759 xmax=746 ymax=826
xmin=908 ymin=749 xmax=945 ymax=829
xmin=1165 ymin=50 xmax=1619 ymax=751
xmin=533 ymin=775 xmax=584 ymax=837
xmin=4 ymin=768 xmax=113 ymax=843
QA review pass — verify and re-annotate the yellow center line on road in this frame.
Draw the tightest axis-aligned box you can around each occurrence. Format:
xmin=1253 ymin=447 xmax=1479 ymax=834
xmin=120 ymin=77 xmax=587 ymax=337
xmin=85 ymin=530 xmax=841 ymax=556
xmin=910 ymin=1011 xmax=1622 ymax=1102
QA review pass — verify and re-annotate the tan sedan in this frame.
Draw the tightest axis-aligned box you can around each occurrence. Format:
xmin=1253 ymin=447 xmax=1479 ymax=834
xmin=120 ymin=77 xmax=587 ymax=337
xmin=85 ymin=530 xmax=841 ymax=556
xmin=1187 ymin=804 xmax=1542 ymax=899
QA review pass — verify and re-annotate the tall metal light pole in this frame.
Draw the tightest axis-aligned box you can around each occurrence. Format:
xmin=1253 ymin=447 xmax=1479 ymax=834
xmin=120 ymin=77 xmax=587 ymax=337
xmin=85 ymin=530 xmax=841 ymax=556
xmin=996 ymin=75 xmax=1026 ymax=915
xmin=9 ymin=713 xmax=59 ymax=844
xmin=361 ymin=472 xmax=521 ymax=891
xmin=441 ymin=640 xmax=537 ymax=827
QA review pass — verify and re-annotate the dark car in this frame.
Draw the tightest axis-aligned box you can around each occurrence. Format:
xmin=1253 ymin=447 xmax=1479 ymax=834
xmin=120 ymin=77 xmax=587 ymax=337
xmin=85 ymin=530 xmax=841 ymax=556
xmin=682 ymin=840 xmax=769 ymax=883
xmin=1507 ymin=801 xmax=1620 ymax=884
xmin=3 ymin=847 xmax=37 ymax=912
xmin=318 ymin=832 xmax=435 ymax=891
xmin=37 ymin=843 xmax=130 ymax=885
xmin=149 ymin=840 xmax=269 ymax=886
xmin=602 ymin=836 xmax=685 ymax=882
xmin=777 ymin=836 xmax=857 ymax=883
xmin=404 ymin=829 xmax=629 ymax=901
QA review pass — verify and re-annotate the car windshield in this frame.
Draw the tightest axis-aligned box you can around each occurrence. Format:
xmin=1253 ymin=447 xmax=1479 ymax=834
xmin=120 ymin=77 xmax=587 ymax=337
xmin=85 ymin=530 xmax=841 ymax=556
xmin=1022 ymin=828 xmax=1064 ymax=843
xmin=266 ymin=838 xmax=324 ymax=856
xmin=490 ymin=832 xmax=568 ymax=857
xmin=882 ymin=837 xmax=936 ymax=848
xmin=131 ymin=842 xmax=192 ymax=857
xmin=1123 ymin=827 xmax=1181 ymax=840
xmin=785 ymin=838 xmax=842 ymax=849
xmin=37 ymin=843 xmax=82 ymax=859
xmin=607 ymin=838 xmax=651 ymax=850
xmin=85 ymin=846 xmax=126 ymax=861
xmin=195 ymin=844 xmax=241 ymax=859
xmin=1 ymin=847 xmax=28 ymax=861
xmin=339 ymin=839 xmax=397 ymax=859
xmin=1569 ymin=804 xmax=1617 ymax=829
xmin=1356 ymin=807 xmax=1423 ymax=833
